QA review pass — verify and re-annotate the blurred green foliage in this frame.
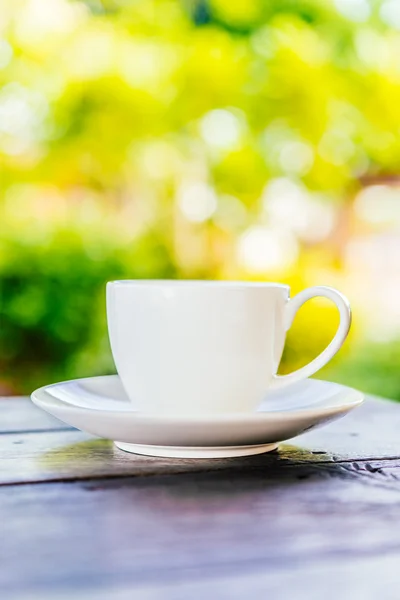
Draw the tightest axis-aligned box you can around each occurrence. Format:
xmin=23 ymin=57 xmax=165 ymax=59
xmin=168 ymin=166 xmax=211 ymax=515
xmin=323 ymin=339 xmax=400 ymax=400
xmin=0 ymin=227 xmax=177 ymax=391
xmin=1 ymin=0 xmax=400 ymax=396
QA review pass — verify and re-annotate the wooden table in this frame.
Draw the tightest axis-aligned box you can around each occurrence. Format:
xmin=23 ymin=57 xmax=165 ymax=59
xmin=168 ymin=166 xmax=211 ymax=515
xmin=1 ymin=394 xmax=400 ymax=599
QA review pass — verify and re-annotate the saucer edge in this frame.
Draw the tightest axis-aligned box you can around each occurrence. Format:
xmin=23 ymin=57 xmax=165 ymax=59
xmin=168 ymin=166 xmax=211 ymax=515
xmin=114 ymin=441 xmax=278 ymax=458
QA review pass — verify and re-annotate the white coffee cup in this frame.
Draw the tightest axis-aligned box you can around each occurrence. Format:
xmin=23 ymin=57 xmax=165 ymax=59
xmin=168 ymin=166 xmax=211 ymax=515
xmin=107 ymin=280 xmax=351 ymax=415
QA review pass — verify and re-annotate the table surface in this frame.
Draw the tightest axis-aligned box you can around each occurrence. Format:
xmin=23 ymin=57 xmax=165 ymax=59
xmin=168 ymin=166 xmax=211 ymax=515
xmin=1 ymin=393 xmax=400 ymax=599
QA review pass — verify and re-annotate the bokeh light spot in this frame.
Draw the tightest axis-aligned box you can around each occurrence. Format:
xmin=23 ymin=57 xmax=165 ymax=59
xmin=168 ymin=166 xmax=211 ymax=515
xmin=237 ymin=226 xmax=299 ymax=273
xmin=178 ymin=182 xmax=218 ymax=223
xmin=200 ymin=109 xmax=242 ymax=150
xmin=334 ymin=0 xmax=371 ymax=23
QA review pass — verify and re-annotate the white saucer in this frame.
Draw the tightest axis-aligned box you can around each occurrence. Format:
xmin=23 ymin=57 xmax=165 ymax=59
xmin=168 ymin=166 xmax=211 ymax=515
xmin=31 ymin=376 xmax=363 ymax=459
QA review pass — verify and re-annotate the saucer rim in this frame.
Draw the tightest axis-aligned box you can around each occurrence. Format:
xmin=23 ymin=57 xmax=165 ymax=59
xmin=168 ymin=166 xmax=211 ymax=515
xmin=31 ymin=375 xmax=364 ymax=424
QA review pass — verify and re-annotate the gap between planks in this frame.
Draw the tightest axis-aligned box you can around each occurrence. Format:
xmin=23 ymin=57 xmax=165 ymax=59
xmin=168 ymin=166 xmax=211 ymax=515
xmin=1 ymin=455 xmax=400 ymax=488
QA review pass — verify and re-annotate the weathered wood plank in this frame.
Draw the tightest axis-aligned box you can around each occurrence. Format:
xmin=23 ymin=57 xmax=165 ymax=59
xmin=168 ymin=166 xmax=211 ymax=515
xmin=0 ymin=397 xmax=71 ymax=433
xmin=2 ymin=395 xmax=400 ymax=462
xmin=1 ymin=396 xmax=400 ymax=599
xmin=93 ymin=554 xmax=400 ymax=600
xmin=1 ymin=467 xmax=400 ymax=597
xmin=0 ymin=396 xmax=399 ymax=485
xmin=1 ymin=395 xmax=398 ymax=458
xmin=2 ymin=426 xmax=400 ymax=487
xmin=11 ymin=554 xmax=400 ymax=600
xmin=2 ymin=394 xmax=399 ymax=463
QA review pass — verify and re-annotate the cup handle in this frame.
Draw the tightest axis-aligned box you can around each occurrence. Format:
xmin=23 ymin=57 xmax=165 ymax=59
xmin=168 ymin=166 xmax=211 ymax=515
xmin=270 ymin=286 xmax=351 ymax=391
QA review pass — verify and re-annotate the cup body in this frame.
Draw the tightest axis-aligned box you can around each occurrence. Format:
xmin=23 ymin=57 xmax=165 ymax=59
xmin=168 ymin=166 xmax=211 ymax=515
xmin=107 ymin=280 xmax=289 ymax=415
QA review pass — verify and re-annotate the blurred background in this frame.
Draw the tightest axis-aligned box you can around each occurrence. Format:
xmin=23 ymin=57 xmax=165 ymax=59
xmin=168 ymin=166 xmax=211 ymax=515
xmin=1 ymin=0 xmax=400 ymax=398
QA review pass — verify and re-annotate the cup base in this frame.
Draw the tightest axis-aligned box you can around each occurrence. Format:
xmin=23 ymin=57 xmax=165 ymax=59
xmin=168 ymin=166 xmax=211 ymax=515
xmin=114 ymin=441 xmax=278 ymax=459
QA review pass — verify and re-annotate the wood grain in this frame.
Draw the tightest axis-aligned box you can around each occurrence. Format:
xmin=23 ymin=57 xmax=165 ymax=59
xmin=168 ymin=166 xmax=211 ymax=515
xmin=3 ymin=427 xmax=400 ymax=487
xmin=1 ymin=395 xmax=400 ymax=599
xmin=0 ymin=397 xmax=72 ymax=433
xmin=1 ymin=465 xmax=400 ymax=597
xmin=2 ymin=395 xmax=400 ymax=459
xmin=9 ymin=554 xmax=400 ymax=600
xmin=0 ymin=397 xmax=400 ymax=485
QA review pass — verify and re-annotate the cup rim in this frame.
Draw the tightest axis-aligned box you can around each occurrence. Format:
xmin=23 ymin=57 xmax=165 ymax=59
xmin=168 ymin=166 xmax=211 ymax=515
xmin=108 ymin=280 xmax=289 ymax=289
